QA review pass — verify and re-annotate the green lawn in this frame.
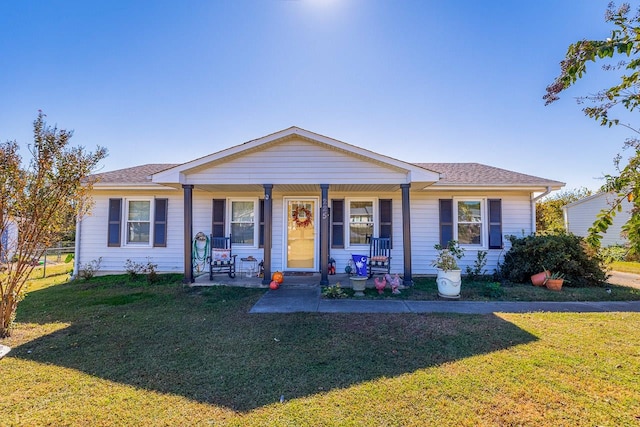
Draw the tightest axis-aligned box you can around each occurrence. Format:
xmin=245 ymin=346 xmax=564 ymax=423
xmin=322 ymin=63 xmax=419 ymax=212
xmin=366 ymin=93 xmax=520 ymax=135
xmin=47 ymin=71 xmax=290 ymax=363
xmin=334 ymin=276 xmax=640 ymax=301
xmin=611 ymin=261 xmax=640 ymax=274
xmin=1 ymin=275 xmax=640 ymax=426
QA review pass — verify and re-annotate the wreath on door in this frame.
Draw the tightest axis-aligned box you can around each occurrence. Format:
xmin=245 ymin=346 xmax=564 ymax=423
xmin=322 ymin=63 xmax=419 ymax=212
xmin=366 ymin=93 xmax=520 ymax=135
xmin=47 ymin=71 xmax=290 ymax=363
xmin=292 ymin=205 xmax=312 ymax=228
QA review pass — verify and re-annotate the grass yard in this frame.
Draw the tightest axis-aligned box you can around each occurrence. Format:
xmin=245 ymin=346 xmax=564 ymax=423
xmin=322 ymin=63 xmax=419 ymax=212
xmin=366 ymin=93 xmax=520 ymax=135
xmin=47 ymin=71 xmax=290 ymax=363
xmin=611 ymin=261 xmax=640 ymax=275
xmin=333 ymin=276 xmax=640 ymax=301
xmin=1 ymin=275 xmax=640 ymax=426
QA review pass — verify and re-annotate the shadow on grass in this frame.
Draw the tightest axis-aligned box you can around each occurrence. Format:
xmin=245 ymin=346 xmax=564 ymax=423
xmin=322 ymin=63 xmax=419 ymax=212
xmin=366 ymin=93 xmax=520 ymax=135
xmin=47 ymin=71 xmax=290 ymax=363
xmin=11 ymin=279 xmax=538 ymax=412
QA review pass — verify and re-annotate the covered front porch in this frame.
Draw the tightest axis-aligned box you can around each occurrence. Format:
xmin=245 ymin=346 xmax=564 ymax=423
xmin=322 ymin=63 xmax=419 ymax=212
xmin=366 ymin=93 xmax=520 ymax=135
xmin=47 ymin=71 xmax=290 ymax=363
xmin=181 ymin=182 xmax=416 ymax=287
xmin=191 ymin=271 xmax=378 ymax=289
xmin=149 ymin=127 xmax=442 ymax=286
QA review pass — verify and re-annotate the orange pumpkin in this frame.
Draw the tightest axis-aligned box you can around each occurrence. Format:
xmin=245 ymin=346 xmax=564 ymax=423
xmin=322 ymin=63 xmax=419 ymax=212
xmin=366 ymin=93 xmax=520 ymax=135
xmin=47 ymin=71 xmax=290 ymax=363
xmin=272 ymin=271 xmax=284 ymax=284
xmin=269 ymin=280 xmax=280 ymax=290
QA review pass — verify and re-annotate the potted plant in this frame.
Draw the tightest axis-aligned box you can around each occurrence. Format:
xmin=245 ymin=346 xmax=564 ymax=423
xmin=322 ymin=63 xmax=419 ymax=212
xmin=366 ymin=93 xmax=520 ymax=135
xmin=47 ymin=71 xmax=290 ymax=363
xmin=531 ymin=267 xmax=551 ymax=286
xmin=545 ymin=272 xmax=566 ymax=291
xmin=432 ymin=240 xmax=465 ymax=298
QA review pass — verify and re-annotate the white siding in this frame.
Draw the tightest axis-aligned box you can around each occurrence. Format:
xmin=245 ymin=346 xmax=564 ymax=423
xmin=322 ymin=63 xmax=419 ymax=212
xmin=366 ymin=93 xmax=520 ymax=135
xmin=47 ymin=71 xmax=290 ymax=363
xmin=409 ymin=192 xmax=532 ymax=275
xmin=186 ymin=138 xmax=408 ymax=185
xmin=77 ymin=190 xmax=184 ymax=274
xmin=565 ymin=193 xmax=631 ymax=247
xmin=80 ymin=188 xmax=536 ymax=276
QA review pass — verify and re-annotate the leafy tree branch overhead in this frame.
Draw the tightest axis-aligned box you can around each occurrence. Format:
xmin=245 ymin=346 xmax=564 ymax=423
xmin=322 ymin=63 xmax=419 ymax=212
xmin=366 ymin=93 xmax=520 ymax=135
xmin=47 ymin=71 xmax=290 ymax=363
xmin=545 ymin=1 xmax=640 ymax=254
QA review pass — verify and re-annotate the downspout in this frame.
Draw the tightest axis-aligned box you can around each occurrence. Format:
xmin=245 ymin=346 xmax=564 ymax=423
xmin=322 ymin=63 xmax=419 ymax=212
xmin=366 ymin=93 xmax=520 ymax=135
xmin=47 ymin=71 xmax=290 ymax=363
xmin=72 ymin=214 xmax=82 ymax=279
xmin=531 ymin=186 xmax=552 ymax=233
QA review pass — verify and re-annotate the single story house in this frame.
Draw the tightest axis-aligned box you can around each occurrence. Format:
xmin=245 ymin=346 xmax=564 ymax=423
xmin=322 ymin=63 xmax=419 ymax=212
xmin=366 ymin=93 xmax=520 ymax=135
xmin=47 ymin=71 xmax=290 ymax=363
xmin=74 ymin=127 xmax=564 ymax=285
xmin=563 ymin=192 xmax=632 ymax=247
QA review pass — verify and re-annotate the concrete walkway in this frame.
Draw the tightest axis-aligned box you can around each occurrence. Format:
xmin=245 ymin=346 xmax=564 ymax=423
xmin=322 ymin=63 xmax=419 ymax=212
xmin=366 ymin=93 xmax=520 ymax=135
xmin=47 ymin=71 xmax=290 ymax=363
xmin=0 ymin=344 xmax=10 ymax=359
xmin=249 ymin=287 xmax=640 ymax=314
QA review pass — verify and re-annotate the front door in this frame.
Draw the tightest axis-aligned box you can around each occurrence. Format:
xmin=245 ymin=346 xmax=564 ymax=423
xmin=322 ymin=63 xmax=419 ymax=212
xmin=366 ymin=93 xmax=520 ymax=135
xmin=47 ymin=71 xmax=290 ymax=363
xmin=285 ymin=198 xmax=317 ymax=271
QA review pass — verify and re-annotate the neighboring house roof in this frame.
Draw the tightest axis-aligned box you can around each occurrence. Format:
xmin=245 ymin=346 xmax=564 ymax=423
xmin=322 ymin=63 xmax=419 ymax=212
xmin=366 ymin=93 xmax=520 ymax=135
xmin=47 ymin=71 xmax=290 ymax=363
xmin=563 ymin=191 xmax=617 ymax=209
xmin=415 ymin=163 xmax=564 ymax=188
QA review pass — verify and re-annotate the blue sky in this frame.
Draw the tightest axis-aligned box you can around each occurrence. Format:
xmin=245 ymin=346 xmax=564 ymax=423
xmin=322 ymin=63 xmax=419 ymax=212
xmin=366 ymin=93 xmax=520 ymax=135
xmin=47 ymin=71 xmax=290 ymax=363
xmin=1 ymin=0 xmax=634 ymax=192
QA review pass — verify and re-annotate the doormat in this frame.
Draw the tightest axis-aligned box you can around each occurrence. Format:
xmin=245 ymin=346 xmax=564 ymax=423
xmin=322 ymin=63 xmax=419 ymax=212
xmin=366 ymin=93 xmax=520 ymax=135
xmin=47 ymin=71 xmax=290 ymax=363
xmin=284 ymin=272 xmax=314 ymax=276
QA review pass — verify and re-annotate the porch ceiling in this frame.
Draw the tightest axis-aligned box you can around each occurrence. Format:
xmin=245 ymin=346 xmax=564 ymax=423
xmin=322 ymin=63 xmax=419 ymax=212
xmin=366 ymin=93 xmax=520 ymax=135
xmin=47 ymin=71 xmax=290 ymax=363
xmin=191 ymin=183 xmax=406 ymax=193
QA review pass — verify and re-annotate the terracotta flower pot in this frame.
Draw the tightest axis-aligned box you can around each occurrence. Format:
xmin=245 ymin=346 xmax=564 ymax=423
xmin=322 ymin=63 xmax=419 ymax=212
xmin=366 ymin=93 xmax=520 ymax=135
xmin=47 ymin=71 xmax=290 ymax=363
xmin=531 ymin=271 xmax=550 ymax=286
xmin=546 ymin=278 xmax=564 ymax=291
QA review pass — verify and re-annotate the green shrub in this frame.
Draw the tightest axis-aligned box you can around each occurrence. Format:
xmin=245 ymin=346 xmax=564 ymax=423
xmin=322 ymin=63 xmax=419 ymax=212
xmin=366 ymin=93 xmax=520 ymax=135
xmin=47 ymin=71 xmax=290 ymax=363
xmin=322 ymin=283 xmax=347 ymax=299
xmin=79 ymin=257 xmax=102 ymax=281
xmin=482 ymin=282 xmax=504 ymax=298
xmin=465 ymin=250 xmax=488 ymax=280
xmin=599 ymin=245 xmax=629 ymax=263
xmin=500 ymin=234 xmax=606 ymax=287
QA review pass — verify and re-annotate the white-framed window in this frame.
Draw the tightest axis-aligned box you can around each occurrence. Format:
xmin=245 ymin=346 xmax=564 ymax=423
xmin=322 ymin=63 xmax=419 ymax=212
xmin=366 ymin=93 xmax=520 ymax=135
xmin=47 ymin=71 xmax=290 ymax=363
xmin=454 ymin=198 xmax=486 ymax=247
xmin=125 ymin=199 xmax=152 ymax=245
xmin=229 ymin=199 xmax=257 ymax=246
xmin=347 ymin=198 xmax=376 ymax=246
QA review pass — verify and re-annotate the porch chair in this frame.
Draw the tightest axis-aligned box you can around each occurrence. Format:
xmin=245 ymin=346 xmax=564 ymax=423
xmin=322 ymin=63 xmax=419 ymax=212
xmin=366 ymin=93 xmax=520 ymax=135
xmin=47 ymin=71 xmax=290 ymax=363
xmin=208 ymin=235 xmax=237 ymax=280
xmin=368 ymin=237 xmax=391 ymax=278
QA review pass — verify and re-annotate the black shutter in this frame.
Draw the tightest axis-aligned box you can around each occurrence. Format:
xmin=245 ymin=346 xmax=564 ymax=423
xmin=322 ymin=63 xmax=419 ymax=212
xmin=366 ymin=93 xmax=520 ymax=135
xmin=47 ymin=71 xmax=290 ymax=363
xmin=379 ymin=199 xmax=392 ymax=248
xmin=259 ymin=199 xmax=265 ymax=248
xmin=153 ymin=199 xmax=168 ymax=247
xmin=488 ymin=199 xmax=503 ymax=249
xmin=212 ymin=199 xmax=225 ymax=237
xmin=331 ymin=199 xmax=344 ymax=248
xmin=107 ymin=198 xmax=122 ymax=247
xmin=439 ymin=199 xmax=453 ymax=247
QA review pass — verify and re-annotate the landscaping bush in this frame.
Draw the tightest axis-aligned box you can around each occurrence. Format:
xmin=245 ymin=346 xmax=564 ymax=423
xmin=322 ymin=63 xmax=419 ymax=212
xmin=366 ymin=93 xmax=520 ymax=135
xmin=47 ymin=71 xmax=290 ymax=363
xmin=499 ymin=234 xmax=606 ymax=287
xmin=599 ymin=245 xmax=629 ymax=263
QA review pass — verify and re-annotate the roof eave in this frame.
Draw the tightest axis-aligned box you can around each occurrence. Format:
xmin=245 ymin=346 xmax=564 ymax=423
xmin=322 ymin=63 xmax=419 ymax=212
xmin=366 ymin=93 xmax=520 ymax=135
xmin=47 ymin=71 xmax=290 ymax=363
xmin=425 ymin=183 xmax=565 ymax=191
xmin=91 ymin=183 xmax=177 ymax=191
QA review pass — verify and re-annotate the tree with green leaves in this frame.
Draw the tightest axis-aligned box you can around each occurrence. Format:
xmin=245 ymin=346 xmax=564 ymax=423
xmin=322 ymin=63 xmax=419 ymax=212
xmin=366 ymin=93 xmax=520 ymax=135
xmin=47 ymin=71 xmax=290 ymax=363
xmin=545 ymin=2 xmax=640 ymax=253
xmin=536 ymin=187 xmax=593 ymax=234
xmin=0 ymin=112 xmax=107 ymax=337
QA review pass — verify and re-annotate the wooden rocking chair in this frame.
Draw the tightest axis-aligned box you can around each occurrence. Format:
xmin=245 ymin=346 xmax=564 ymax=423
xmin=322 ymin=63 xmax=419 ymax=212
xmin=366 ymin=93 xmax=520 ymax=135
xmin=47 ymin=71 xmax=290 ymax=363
xmin=208 ymin=235 xmax=237 ymax=279
xmin=368 ymin=237 xmax=391 ymax=278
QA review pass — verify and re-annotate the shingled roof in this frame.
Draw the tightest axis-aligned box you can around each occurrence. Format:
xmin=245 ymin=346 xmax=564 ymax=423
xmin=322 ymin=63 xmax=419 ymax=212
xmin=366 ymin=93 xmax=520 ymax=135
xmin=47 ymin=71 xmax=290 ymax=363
xmin=93 ymin=162 xmax=563 ymax=188
xmin=93 ymin=164 xmax=179 ymax=184
xmin=414 ymin=163 xmax=564 ymax=187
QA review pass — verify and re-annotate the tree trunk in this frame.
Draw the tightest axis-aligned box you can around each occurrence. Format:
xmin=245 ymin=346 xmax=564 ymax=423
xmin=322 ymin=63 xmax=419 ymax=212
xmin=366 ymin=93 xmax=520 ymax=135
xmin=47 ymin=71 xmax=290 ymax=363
xmin=0 ymin=293 xmax=17 ymax=338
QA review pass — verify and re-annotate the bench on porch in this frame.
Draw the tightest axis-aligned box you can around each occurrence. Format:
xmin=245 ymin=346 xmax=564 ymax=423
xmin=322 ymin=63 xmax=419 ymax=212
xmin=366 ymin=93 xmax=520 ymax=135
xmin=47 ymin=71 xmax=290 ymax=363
xmin=368 ymin=237 xmax=391 ymax=278
xmin=208 ymin=235 xmax=237 ymax=280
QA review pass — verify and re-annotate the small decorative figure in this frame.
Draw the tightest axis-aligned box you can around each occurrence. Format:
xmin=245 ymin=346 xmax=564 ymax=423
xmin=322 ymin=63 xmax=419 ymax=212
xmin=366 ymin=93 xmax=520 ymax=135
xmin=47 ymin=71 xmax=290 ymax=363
xmin=385 ymin=273 xmax=401 ymax=294
xmin=345 ymin=259 xmax=353 ymax=275
xmin=374 ymin=275 xmax=387 ymax=294
xmin=328 ymin=257 xmax=336 ymax=275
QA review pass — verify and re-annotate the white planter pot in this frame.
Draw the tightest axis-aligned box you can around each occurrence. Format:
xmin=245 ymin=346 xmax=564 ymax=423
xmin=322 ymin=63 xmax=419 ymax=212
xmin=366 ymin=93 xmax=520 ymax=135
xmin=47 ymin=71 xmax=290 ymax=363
xmin=436 ymin=269 xmax=462 ymax=299
xmin=350 ymin=276 xmax=367 ymax=297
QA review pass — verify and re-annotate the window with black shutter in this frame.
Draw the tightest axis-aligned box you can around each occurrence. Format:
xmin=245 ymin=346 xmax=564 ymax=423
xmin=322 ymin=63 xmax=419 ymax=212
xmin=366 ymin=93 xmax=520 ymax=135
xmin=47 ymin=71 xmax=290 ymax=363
xmin=153 ymin=198 xmax=168 ymax=247
xmin=107 ymin=198 xmax=122 ymax=247
xmin=331 ymin=199 xmax=344 ymax=248
xmin=379 ymin=199 xmax=392 ymax=247
xmin=259 ymin=199 xmax=265 ymax=248
xmin=439 ymin=199 xmax=453 ymax=246
xmin=212 ymin=199 xmax=226 ymax=238
xmin=488 ymin=199 xmax=503 ymax=249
